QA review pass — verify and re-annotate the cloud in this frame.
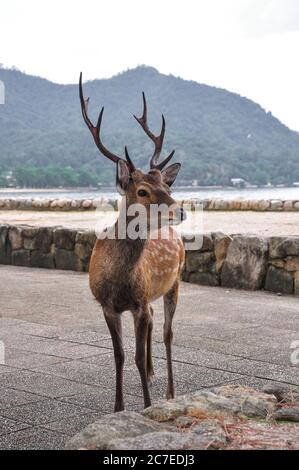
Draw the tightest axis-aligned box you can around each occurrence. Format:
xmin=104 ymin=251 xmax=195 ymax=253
xmin=230 ymin=0 xmax=299 ymax=36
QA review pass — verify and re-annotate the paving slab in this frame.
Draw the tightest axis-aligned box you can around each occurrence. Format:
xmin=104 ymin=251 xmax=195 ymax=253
xmin=0 ymin=398 xmax=93 ymax=427
xmin=0 ymin=427 xmax=67 ymax=450
xmin=0 ymin=265 xmax=298 ymax=450
xmin=0 ymin=416 xmax=30 ymax=437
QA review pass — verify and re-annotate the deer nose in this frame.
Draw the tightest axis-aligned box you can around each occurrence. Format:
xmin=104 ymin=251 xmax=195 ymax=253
xmin=176 ymin=207 xmax=187 ymax=221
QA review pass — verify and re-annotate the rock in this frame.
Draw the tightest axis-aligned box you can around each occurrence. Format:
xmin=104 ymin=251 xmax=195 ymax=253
xmin=262 ymin=383 xmax=299 ymax=403
xmin=294 ymin=202 xmax=299 ymax=210
xmin=65 ymin=411 xmax=163 ymax=450
xmin=212 ymin=385 xmax=277 ymax=418
xmin=240 ymin=200 xmax=250 ymax=210
xmin=34 ymin=227 xmax=53 ymax=253
xmin=186 ymin=390 xmax=240 ymax=416
xmin=143 ymin=400 xmax=187 ymax=422
xmin=174 ymin=415 xmax=198 ymax=428
xmin=183 ymin=233 xmax=213 ymax=252
xmin=258 ymin=200 xmax=271 ymax=211
xmin=191 ymin=419 xmax=227 ymax=448
xmin=284 ymin=256 xmax=299 ymax=272
xmin=21 ymin=226 xmax=39 ymax=238
xmin=269 ymin=237 xmax=299 ymax=258
xmin=41 ymin=199 xmax=51 ymax=209
xmin=8 ymin=226 xmax=23 ymax=250
xmin=71 ymin=200 xmax=79 ymax=209
xmin=0 ymin=225 xmax=11 ymax=264
xmin=181 ymin=271 xmax=190 ymax=282
xmin=270 ymin=259 xmax=285 ymax=269
xmin=284 ymin=201 xmax=294 ymax=211
xmin=54 ymin=248 xmax=83 ymax=271
xmin=295 ymin=272 xmax=299 ymax=296
xmin=57 ymin=199 xmax=71 ymax=209
xmin=270 ymin=200 xmax=283 ymax=211
xmin=50 ymin=200 xmax=59 ymax=209
xmin=108 ymin=430 xmax=224 ymax=450
xmin=188 ymin=272 xmax=219 ymax=286
xmin=213 ymin=233 xmax=232 ymax=272
xmin=221 ymin=236 xmax=268 ymax=290
xmin=185 ymin=251 xmax=215 ymax=273
xmin=32 ymin=199 xmax=43 ymax=209
xmin=66 ymin=385 xmax=299 ymax=451
xmin=53 ymin=228 xmax=76 ymax=250
xmin=11 ymin=249 xmax=30 ymax=267
xmin=274 ymin=406 xmax=299 ymax=422
xmin=265 ymin=266 xmax=294 ymax=295
xmin=31 ymin=251 xmax=55 ymax=269
xmin=214 ymin=200 xmax=229 ymax=210
xmin=75 ymin=230 xmax=96 ymax=247
xmin=74 ymin=243 xmax=92 ymax=271
xmin=22 ymin=226 xmax=39 ymax=250
xmin=82 ymin=199 xmax=93 ymax=209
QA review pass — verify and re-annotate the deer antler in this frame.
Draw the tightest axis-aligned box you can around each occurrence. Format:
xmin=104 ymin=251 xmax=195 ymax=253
xmin=134 ymin=92 xmax=175 ymax=170
xmin=79 ymin=73 xmax=135 ymax=171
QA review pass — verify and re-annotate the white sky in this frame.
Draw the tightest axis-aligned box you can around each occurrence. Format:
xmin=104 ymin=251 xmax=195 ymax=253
xmin=1 ymin=0 xmax=299 ymax=131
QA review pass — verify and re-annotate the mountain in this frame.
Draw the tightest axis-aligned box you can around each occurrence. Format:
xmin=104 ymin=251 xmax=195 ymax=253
xmin=0 ymin=65 xmax=298 ymax=187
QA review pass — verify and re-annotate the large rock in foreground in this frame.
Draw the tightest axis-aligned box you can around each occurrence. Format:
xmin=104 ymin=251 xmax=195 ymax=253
xmin=66 ymin=384 xmax=299 ymax=450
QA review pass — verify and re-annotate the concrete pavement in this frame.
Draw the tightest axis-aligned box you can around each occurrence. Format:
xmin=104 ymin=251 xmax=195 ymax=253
xmin=0 ymin=265 xmax=298 ymax=449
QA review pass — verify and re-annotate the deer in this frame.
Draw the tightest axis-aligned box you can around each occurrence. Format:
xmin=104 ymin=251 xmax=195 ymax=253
xmin=79 ymin=73 xmax=186 ymax=412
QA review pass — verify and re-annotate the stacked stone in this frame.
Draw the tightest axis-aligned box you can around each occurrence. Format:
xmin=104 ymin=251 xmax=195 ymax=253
xmin=0 ymin=224 xmax=96 ymax=272
xmin=1 ymin=224 xmax=299 ymax=295
xmin=0 ymin=198 xmax=118 ymax=211
xmin=266 ymin=237 xmax=299 ymax=295
xmin=183 ymin=233 xmax=299 ymax=295
xmin=1 ymin=197 xmax=299 ymax=211
xmin=182 ymin=232 xmax=232 ymax=287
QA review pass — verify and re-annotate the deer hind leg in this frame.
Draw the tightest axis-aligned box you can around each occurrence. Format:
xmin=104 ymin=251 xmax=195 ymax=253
xmin=163 ymin=280 xmax=179 ymax=400
xmin=103 ymin=308 xmax=125 ymax=412
xmin=133 ymin=305 xmax=152 ymax=409
xmin=146 ymin=306 xmax=154 ymax=385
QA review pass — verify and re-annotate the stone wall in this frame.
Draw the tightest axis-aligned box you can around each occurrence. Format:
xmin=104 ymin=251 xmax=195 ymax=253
xmin=1 ymin=197 xmax=299 ymax=212
xmin=1 ymin=224 xmax=299 ymax=295
xmin=0 ymin=224 xmax=96 ymax=272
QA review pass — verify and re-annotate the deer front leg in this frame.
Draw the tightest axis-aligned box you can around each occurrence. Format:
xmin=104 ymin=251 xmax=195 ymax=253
xmin=163 ymin=281 xmax=179 ymax=400
xmin=133 ymin=306 xmax=152 ymax=409
xmin=103 ymin=309 xmax=125 ymax=412
xmin=147 ymin=306 xmax=154 ymax=385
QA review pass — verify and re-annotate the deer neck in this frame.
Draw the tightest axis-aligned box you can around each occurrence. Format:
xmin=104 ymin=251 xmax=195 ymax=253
xmin=109 ymin=197 xmax=147 ymax=269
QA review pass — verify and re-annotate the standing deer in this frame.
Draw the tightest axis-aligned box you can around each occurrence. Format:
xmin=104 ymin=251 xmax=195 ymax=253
xmin=79 ymin=74 xmax=186 ymax=411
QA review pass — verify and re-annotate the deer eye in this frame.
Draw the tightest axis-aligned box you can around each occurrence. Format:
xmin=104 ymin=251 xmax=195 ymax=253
xmin=137 ymin=189 xmax=148 ymax=197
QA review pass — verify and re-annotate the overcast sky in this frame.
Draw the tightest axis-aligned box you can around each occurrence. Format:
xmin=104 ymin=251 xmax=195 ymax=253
xmin=1 ymin=0 xmax=299 ymax=131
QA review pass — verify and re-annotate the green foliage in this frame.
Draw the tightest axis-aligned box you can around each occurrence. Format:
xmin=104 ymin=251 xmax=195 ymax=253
xmin=13 ymin=165 xmax=99 ymax=188
xmin=0 ymin=65 xmax=299 ymax=187
xmin=0 ymin=172 xmax=6 ymax=187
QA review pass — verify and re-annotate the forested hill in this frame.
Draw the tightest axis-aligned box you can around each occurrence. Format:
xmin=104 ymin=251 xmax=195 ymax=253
xmin=0 ymin=65 xmax=298 ymax=187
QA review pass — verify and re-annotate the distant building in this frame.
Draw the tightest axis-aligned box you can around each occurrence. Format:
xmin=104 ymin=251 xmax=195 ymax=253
xmin=4 ymin=171 xmax=16 ymax=187
xmin=231 ymin=178 xmax=247 ymax=188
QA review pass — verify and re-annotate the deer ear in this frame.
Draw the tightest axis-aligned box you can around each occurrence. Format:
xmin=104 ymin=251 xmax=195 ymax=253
xmin=116 ymin=160 xmax=130 ymax=195
xmin=161 ymin=163 xmax=181 ymax=187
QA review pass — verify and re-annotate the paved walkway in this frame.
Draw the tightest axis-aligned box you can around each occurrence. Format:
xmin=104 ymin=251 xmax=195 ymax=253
xmin=1 ymin=210 xmax=299 ymax=236
xmin=0 ymin=265 xmax=298 ymax=449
